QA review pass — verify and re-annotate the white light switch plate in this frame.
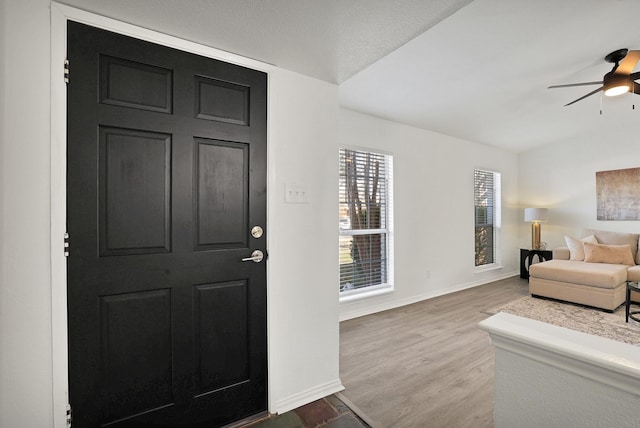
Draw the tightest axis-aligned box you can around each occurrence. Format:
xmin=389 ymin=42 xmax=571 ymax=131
xmin=284 ymin=183 xmax=309 ymax=204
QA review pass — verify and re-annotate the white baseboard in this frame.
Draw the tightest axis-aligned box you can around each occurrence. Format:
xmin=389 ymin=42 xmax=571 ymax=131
xmin=275 ymin=379 xmax=345 ymax=414
xmin=339 ymin=271 xmax=519 ymax=321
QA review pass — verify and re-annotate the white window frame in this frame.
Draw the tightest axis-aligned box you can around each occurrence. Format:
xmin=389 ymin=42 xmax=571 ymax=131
xmin=474 ymin=169 xmax=501 ymax=271
xmin=339 ymin=147 xmax=394 ymax=299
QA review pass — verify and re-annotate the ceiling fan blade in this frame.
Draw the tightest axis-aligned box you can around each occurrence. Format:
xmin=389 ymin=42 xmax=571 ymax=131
xmin=630 ymin=71 xmax=640 ymax=81
xmin=564 ymin=87 xmax=603 ymax=106
xmin=614 ymin=50 xmax=640 ymax=75
xmin=634 ymin=82 xmax=640 ymax=94
xmin=548 ymin=81 xmax=602 ymax=89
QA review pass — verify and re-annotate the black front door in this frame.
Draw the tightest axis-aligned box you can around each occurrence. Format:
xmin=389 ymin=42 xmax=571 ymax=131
xmin=66 ymin=21 xmax=267 ymax=427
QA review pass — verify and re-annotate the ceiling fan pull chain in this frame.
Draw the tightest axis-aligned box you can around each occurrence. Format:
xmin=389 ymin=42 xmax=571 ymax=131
xmin=600 ymin=92 xmax=603 ymax=115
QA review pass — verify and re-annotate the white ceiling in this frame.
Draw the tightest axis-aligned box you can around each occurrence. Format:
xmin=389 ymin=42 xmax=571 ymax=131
xmin=340 ymin=0 xmax=640 ymax=152
xmin=60 ymin=0 xmax=640 ymax=153
xmin=59 ymin=0 xmax=473 ymax=82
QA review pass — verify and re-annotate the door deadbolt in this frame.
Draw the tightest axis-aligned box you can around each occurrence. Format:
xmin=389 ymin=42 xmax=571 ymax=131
xmin=251 ymin=226 xmax=264 ymax=239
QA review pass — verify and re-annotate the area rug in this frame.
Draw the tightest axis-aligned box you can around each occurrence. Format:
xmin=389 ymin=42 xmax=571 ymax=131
xmin=498 ymin=296 xmax=640 ymax=346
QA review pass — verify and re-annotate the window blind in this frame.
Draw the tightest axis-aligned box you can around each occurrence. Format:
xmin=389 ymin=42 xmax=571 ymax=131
xmin=339 ymin=148 xmax=392 ymax=293
xmin=474 ymin=169 xmax=500 ymax=267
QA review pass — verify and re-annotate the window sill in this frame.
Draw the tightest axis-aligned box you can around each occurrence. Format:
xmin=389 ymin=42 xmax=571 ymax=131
xmin=339 ymin=284 xmax=394 ymax=303
xmin=474 ymin=264 xmax=503 ymax=274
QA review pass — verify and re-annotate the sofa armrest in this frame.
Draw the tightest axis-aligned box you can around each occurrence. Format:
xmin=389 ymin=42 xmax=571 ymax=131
xmin=553 ymin=247 xmax=570 ymax=260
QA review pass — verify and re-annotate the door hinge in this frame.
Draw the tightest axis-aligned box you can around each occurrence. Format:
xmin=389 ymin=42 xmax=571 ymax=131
xmin=64 ymin=59 xmax=70 ymax=84
xmin=65 ymin=403 xmax=72 ymax=428
xmin=64 ymin=232 xmax=70 ymax=257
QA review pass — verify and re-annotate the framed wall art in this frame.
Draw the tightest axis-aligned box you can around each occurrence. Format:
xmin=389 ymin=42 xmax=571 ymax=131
xmin=596 ymin=167 xmax=640 ymax=221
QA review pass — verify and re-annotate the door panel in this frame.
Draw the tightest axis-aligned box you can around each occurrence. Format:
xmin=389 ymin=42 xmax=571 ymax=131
xmin=99 ymin=55 xmax=173 ymax=113
xmin=195 ymin=76 xmax=249 ymax=125
xmin=101 ymin=289 xmax=174 ymax=422
xmin=193 ymin=280 xmax=249 ymax=396
xmin=194 ymin=139 xmax=249 ymax=249
xmin=67 ymin=21 xmax=267 ymax=427
xmin=99 ymin=126 xmax=172 ymax=256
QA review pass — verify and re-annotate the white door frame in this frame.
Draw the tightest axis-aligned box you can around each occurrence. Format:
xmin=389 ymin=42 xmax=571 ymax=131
xmin=50 ymin=4 xmax=273 ymax=426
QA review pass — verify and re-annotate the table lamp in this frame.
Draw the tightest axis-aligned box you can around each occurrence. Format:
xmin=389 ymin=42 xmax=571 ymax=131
xmin=524 ymin=208 xmax=549 ymax=250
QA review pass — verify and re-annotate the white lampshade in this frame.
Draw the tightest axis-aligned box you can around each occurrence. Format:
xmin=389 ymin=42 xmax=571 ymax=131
xmin=524 ymin=208 xmax=549 ymax=223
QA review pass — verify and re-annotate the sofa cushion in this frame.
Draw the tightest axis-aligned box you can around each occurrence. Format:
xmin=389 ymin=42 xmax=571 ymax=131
xmin=565 ymin=234 xmax=597 ymax=261
xmin=552 ymin=247 xmax=570 ymax=260
xmin=628 ymin=266 xmax=640 ymax=282
xmin=582 ymin=228 xmax=639 ymax=263
xmin=583 ymin=242 xmax=635 ymax=265
xmin=529 ymin=259 xmax=628 ymax=289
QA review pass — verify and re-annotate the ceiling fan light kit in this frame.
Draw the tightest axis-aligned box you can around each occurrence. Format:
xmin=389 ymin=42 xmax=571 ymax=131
xmin=549 ymin=48 xmax=640 ymax=108
xmin=603 ymin=85 xmax=630 ymax=97
xmin=603 ymin=72 xmax=630 ymax=97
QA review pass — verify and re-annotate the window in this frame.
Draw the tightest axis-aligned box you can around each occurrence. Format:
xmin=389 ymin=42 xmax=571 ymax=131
xmin=339 ymin=148 xmax=393 ymax=294
xmin=474 ymin=169 xmax=501 ymax=267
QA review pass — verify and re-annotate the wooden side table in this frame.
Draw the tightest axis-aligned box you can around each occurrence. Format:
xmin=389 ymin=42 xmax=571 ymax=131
xmin=520 ymin=249 xmax=552 ymax=279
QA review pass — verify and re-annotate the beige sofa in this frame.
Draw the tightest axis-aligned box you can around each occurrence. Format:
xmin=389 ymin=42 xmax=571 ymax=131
xmin=529 ymin=228 xmax=640 ymax=311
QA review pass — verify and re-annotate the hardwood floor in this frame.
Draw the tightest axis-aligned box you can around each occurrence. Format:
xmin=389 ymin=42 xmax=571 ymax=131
xmin=339 ymin=276 xmax=529 ymax=428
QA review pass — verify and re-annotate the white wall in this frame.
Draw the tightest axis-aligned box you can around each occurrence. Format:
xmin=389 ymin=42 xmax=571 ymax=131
xmin=338 ymin=109 xmax=520 ymax=320
xmin=0 ymin=0 xmax=6 ymax=422
xmin=1 ymin=1 xmax=54 ymax=428
xmin=518 ymin=113 xmax=640 ymax=250
xmin=267 ymin=69 xmax=341 ymax=412
xmin=0 ymin=1 xmax=340 ymax=426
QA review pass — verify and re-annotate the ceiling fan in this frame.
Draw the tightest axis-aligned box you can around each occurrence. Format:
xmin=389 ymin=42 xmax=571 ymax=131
xmin=549 ymin=48 xmax=640 ymax=106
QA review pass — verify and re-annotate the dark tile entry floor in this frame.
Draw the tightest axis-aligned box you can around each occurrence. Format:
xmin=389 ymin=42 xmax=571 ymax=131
xmin=242 ymin=394 xmax=371 ymax=428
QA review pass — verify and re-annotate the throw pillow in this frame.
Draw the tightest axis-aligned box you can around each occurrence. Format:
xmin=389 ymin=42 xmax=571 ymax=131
xmin=583 ymin=242 xmax=635 ymax=265
xmin=582 ymin=228 xmax=640 ymax=263
xmin=565 ymin=235 xmax=597 ymax=261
